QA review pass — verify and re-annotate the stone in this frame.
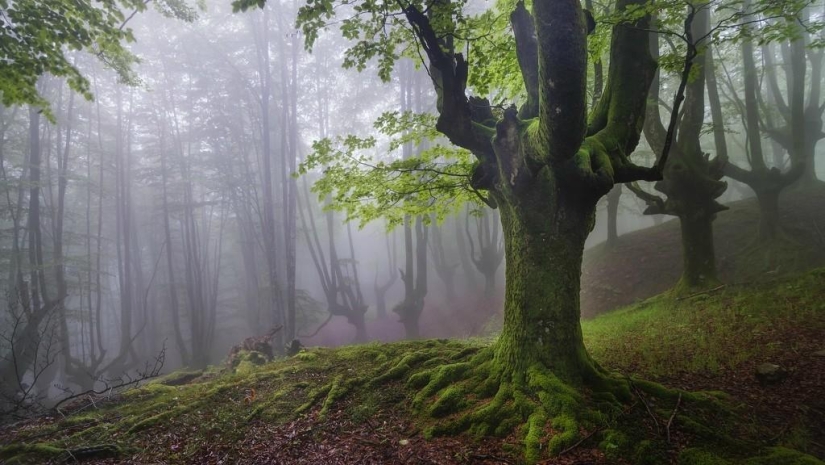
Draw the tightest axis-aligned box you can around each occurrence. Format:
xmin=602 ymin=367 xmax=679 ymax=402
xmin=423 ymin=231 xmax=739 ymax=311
xmin=755 ymin=363 xmax=788 ymax=385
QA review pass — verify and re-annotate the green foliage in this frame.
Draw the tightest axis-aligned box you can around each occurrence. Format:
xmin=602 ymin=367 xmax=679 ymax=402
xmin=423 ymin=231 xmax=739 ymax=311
xmin=463 ymin=8 xmax=521 ymax=100
xmin=297 ymin=111 xmax=479 ymax=229
xmin=602 ymin=0 xmax=822 ymax=77
xmin=0 ymin=0 xmax=200 ymax=118
xmin=742 ymin=447 xmax=824 ymax=465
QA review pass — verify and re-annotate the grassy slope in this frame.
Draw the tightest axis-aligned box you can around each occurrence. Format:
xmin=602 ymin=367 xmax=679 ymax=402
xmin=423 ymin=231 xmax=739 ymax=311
xmin=584 ymin=269 xmax=825 ymax=461
xmin=1 ymin=269 xmax=824 ymax=464
xmin=582 ymin=186 xmax=825 ymax=318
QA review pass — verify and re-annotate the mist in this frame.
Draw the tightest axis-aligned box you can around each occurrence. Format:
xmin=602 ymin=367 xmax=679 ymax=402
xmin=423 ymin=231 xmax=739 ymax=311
xmin=2 ymin=0 xmax=824 ymax=462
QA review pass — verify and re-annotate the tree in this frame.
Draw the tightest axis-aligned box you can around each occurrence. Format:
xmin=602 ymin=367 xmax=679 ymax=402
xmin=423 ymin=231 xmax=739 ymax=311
xmin=281 ymin=0 xmax=675 ymax=458
xmin=374 ymin=228 xmax=399 ymax=318
xmin=712 ymin=2 xmax=804 ymax=244
xmin=464 ymin=207 xmax=504 ymax=299
xmin=630 ymin=0 xmax=817 ymax=289
xmin=631 ymin=6 xmax=729 ymax=291
xmin=760 ymin=8 xmax=824 ymax=188
xmin=0 ymin=0 xmax=198 ymax=116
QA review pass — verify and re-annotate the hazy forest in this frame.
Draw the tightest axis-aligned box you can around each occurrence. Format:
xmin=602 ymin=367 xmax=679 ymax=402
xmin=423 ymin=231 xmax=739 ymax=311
xmin=1 ymin=0 xmax=824 ymax=463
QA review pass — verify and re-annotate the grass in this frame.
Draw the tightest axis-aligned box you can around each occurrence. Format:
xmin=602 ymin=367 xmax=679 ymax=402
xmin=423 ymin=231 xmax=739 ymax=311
xmin=582 ymin=186 xmax=825 ymax=317
xmin=583 ymin=268 xmax=825 ymax=378
xmin=2 ymin=270 xmax=825 ymax=463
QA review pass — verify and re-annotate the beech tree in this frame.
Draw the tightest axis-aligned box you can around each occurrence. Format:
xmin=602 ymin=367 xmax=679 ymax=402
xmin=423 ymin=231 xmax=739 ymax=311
xmin=712 ymin=2 xmax=805 ymax=244
xmin=272 ymin=0 xmax=668 ymax=457
xmin=286 ymin=0 xmax=660 ymax=378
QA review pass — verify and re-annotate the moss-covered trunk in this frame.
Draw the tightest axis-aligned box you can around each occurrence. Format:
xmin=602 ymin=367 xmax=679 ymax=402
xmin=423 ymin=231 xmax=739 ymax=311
xmin=676 ymin=212 xmax=718 ymax=290
xmin=493 ymin=185 xmax=597 ymax=382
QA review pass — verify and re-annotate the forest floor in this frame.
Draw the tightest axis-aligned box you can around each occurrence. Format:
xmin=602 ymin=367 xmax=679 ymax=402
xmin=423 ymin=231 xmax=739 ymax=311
xmin=581 ymin=185 xmax=825 ymax=317
xmin=2 ymin=267 xmax=824 ymax=464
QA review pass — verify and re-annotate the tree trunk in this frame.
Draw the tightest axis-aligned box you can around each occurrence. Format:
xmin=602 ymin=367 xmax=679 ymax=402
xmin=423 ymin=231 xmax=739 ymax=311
xmin=159 ymin=123 xmax=190 ymax=366
xmin=755 ymin=189 xmax=781 ymax=242
xmin=605 ymin=184 xmax=621 ymax=247
xmin=402 ymin=318 xmax=420 ymax=340
xmin=493 ymin=187 xmax=596 ymax=382
xmin=351 ymin=311 xmax=367 ymax=344
xmin=483 ymin=272 xmax=496 ymax=299
xmin=677 ymin=212 xmax=718 ymax=290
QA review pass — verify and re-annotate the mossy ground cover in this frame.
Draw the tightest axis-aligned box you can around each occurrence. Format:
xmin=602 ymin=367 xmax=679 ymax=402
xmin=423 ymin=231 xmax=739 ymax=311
xmin=1 ymin=271 xmax=824 ymax=464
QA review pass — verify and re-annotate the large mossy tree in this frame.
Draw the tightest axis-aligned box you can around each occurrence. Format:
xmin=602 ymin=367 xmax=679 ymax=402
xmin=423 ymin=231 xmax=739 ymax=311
xmin=305 ymin=0 xmax=663 ymax=382
xmin=275 ymin=0 xmax=672 ymax=455
xmin=244 ymin=0 xmax=685 ymax=455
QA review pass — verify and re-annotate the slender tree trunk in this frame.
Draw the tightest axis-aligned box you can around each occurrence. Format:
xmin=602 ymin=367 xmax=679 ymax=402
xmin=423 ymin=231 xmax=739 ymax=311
xmin=54 ymin=87 xmax=76 ymax=381
xmin=455 ymin=213 xmax=478 ymax=292
xmin=374 ymin=229 xmax=397 ymax=319
xmin=159 ymin=124 xmax=190 ymax=365
xmin=605 ymin=185 xmax=621 ymax=247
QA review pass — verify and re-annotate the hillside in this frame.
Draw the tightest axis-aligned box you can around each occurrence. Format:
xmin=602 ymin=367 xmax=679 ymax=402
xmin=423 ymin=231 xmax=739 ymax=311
xmin=2 ymin=268 xmax=824 ymax=464
xmin=582 ymin=186 xmax=825 ymax=318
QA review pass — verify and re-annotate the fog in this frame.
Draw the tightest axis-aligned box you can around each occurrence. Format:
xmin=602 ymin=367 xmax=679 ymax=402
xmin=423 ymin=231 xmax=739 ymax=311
xmin=2 ymin=0 xmax=824 ymax=424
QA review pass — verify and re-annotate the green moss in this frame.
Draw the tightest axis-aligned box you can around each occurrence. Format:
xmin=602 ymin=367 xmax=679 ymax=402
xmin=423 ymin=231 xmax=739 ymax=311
xmin=5 ymin=327 xmax=821 ymax=465
xmin=599 ymin=429 xmax=630 ymax=461
xmin=547 ymin=414 xmax=579 ymax=454
xmin=319 ymin=375 xmax=350 ymax=419
xmin=296 ymin=350 xmax=318 ymax=362
xmin=126 ymin=402 xmax=199 ymax=434
xmin=428 ymin=386 xmax=466 ymax=418
xmin=679 ymin=448 xmax=731 ymax=465
xmin=348 ymin=391 xmax=381 ymax=424
xmin=121 ymin=382 xmax=178 ymax=399
xmin=0 ymin=443 xmax=65 ymax=464
xmin=233 ymin=350 xmax=269 ymax=375
xmin=524 ymin=410 xmax=548 ymax=463
xmin=58 ymin=413 xmax=101 ymax=427
xmin=412 ymin=362 xmax=471 ymax=407
xmin=743 ymin=447 xmax=824 ymax=465
xmin=634 ymin=440 xmax=667 ymax=465
xmin=149 ymin=369 xmax=204 ymax=386
xmin=295 ymin=383 xmax=333 ymax=415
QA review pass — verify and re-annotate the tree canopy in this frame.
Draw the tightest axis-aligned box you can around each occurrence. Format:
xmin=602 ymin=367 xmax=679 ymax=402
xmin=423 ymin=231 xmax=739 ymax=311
xmin=0 ymin=0 xmax=200 ymax=116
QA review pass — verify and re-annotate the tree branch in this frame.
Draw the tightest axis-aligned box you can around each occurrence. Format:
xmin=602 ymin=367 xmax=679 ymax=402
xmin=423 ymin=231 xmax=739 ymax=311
xmin=510 ymin=1 xmax=539 ymax=119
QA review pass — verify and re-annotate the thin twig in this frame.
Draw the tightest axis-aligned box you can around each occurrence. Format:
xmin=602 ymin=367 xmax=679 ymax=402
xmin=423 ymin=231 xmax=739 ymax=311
xmin=666 ymin=393 xmax=682 ymax=443
xmin=632 ymin=384 xmax=660 ymax=435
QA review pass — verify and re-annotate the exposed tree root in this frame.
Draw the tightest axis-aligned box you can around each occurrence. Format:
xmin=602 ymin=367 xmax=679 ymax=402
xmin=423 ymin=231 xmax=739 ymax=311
xmin=401 ymin=348 xmax=635 ymax=462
